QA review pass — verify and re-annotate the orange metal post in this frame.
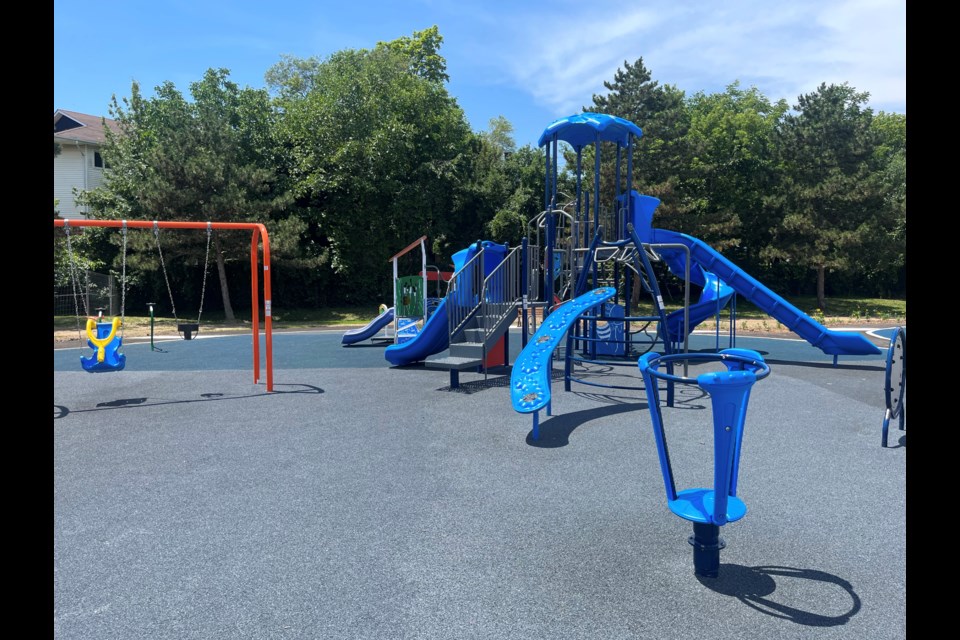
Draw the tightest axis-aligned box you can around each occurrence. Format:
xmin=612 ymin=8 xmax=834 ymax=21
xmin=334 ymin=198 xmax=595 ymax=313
xmin=55 ymin=219 xmax=274 ymax=391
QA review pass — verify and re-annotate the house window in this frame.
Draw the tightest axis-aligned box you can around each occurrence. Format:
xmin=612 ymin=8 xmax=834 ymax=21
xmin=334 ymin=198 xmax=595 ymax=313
xmin=94 ymin=152 xmax=105 ymax=168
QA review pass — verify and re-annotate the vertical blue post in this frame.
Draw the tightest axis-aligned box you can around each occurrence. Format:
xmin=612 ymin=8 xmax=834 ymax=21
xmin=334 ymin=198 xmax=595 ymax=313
xmin=543 ymin=136 xmax=552 ymax=316
xmin=575 ymin=147 xmax=583 ymax=249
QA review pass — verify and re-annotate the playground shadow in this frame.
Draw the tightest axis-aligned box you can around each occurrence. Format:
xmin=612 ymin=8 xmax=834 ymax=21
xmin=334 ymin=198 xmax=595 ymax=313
xmin=341 ymin=341 xmax=391 ymax=349
xmin=525 ymin=401 xmax=646 ymax=448
xmin=440 ymin=365 xmax=558 ymax=394
xmin=701 ymin=564 xmax=861 ymax=627
xmin=52 ymin=383 xmax=324 ymax=420
xmin=886 ymin=433 xmax=907 ymax=449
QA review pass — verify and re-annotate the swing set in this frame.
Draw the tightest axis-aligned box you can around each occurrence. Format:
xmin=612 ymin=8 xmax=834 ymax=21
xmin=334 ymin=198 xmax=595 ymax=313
xmin=54 ymin=219 xmax=276 ymax=391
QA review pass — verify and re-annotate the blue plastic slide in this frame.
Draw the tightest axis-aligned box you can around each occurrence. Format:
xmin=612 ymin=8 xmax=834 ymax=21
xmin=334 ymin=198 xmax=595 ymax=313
xmin=649 ymin=228 xmax=880 ymax=356
xmin=384 ymin=297 xmax=452 ymax=365
xmin=341 ymin=307 xmax=395 ymax=345
xmin=655 ymin=244 xmax=735 ymax=342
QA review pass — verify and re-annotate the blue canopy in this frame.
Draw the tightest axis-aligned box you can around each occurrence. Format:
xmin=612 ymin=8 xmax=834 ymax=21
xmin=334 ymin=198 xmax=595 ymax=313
xmin=537 ymin=112 xmax=643 ymax=148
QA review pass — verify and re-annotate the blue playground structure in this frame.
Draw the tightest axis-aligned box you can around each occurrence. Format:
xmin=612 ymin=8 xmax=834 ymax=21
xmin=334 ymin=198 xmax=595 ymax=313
xmin=510 ymin=112 xmax=880 ymax=428
xmin=384 ymin=240 xmax=511 ymax=369
xmin=506 ymin=112 xmax=893 ymax=579
xmin=510 ymin=287 xmax=616 ymax=439
xmin=882 ymin=326 xmax=907 ymax=447
xmin=648 ymin=227 xmax=881 ymax=360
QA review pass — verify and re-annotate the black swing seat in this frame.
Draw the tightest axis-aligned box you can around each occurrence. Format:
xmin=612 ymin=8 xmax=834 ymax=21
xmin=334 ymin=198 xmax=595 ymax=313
xmin=178 ymin=323 xmax=201 ymax=340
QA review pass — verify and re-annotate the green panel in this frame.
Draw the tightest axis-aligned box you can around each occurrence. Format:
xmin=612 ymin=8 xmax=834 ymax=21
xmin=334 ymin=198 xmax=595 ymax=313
xmin=396 ymin=276 xmax=425 ymax=318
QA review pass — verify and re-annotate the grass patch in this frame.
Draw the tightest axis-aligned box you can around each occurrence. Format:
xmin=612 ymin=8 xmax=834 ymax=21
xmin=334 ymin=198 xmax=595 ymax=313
xmin=54 ymin=296 xmax=905 ymax=334
xmin=624 ymin=295 xmax=905 ymax=321
xmin=729 ymin=296 xmax=906 ymax=320
xmin=54 ymin=306 xmax=381 ymax=333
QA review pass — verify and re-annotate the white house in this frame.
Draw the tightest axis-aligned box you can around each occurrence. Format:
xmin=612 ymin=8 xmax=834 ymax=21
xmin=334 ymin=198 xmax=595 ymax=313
xmin=54 ymin=110 xmax=118 ymax=220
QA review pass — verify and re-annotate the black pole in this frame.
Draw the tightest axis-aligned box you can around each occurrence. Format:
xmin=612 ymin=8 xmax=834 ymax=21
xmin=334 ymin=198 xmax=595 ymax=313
xmin=689 ymin=522 xmax=726 ymax=578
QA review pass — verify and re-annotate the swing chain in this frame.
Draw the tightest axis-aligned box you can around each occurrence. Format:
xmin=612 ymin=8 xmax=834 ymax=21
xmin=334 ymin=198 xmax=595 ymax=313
xmin=154 ymin=221 xmax=179 ymax=322
xmin=63 ymin=219 xmax=86 ymax=342
xmin=196 ymin=222 xmax=212 ymax=324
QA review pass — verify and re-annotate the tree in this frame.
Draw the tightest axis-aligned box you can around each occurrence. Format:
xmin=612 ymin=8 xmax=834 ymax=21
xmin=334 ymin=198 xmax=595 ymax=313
xmin=377 ymin=25 xmax=449 ymax=84
xmin=763 ymin=83 xmax=886 ymax=309
xmin=485 ymin=144 xmax=547 ymax=245
xmin=80 ymin=69 xmax=296 ymax=320
xmin=683 ymin=83 xmax=787 ymax=259
xmin=267 ymin=31 xmax=473 ymax=302
xmin=483 ymin=115 xmax=517 ymax=156
xmin=863 ymin=111 xmax=906 ymax=295
xmin=580 ymin=58 xmax=691 ymax=230
xmin=447 ymin=117 xmax=545 ymax=250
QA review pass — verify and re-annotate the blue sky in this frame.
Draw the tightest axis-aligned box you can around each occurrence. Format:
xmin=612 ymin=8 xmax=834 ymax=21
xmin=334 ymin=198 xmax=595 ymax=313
xmin=54 ymin=0 xmax=906 ymax=149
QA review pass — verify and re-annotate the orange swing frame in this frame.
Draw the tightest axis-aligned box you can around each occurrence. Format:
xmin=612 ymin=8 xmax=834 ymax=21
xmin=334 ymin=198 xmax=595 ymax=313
xmin=55 ymin=219 xmax=275 ymax=392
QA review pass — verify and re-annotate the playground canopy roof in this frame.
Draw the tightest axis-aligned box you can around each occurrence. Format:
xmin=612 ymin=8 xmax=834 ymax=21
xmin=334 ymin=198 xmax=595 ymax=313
xmin=537 ymin=112 xmax=643 ymax=148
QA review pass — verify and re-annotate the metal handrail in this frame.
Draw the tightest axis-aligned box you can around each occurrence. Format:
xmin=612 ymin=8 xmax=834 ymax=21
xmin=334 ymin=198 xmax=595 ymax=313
xmin=447 ymin=246 xmax=487 ymax=338
xmin=479 ymin=245 xmax=523 ymax=348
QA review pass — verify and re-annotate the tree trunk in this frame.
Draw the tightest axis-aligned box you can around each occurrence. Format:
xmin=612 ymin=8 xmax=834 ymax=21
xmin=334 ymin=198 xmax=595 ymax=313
xmin=816 ymin=265 xmax=826 ymax=312
xmin=214 ymin=232 xmax=236 ymax=322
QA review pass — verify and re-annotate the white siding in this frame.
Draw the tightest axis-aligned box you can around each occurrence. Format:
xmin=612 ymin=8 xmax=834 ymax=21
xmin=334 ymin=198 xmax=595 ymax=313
xmin=53 ymin=143 xmax=106 ymax=220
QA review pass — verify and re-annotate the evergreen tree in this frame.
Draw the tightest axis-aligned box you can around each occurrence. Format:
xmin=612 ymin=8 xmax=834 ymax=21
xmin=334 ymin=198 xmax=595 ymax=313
xmin=763 ymin=83 xmax=886 ymax=309
xmin=581 ymin=58 xmax=691 ymax=231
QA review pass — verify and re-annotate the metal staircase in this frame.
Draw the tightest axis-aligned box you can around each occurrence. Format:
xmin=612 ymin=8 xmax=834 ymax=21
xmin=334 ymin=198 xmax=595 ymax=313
xmin=426 ymin=243 xmax=526 ymax=388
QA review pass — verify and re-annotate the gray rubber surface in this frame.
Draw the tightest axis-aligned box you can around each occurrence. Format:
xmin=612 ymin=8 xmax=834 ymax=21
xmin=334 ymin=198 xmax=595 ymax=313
xmin=54 ymin=329 xmax=906 ymax=639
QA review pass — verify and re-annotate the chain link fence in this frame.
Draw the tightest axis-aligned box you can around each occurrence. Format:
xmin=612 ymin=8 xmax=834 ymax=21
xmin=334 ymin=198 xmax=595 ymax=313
xmin=54 ymin=271 xmax=117 ymax=317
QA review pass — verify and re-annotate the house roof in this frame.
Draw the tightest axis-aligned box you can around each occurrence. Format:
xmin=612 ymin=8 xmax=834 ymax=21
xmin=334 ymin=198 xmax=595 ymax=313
xmin=54 ymin=109 xmax=118 ymax=145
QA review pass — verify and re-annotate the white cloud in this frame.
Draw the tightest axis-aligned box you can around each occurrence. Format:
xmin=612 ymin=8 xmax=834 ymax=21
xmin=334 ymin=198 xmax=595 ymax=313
xmin=483 ymin=0 xmax=904 ymax=114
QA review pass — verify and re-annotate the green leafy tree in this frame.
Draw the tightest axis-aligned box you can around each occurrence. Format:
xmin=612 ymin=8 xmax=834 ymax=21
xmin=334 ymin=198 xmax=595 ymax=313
xmin=81 ymin=69 xmax=296 ymax=320
xmin=683 ymin=83 xmax=787 ymax=259
xmin=763 ymin=82 xmax=887 ymax=309
xmin=485 ymin=144 xmax=547 ymax=245
xmin=449 ymin=116 xmax=543 ymax=253
xmin=861 ymin=111 xmax=906 ymax=296
xmin=377 ymin=25 xmax=449 ymax=84
xmin=267 ymin=31 xmax=473 ymax=303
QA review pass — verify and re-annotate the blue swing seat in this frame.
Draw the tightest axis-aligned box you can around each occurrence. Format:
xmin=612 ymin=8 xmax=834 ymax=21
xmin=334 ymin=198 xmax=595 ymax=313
xmin=80 ymin=320 xmax=126 ymax=372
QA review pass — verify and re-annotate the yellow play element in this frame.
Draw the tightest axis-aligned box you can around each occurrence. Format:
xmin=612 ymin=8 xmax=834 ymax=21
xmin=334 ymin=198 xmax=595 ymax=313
xmin=85 ymin=317 xmax=122 ymax=363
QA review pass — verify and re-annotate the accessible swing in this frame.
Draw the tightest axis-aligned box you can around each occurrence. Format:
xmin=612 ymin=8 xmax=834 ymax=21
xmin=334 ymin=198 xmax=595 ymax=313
xmin=64 ymin=219 xmax=128 ymax=372
xmin=153 ymin=221 xmax=212 ymax=340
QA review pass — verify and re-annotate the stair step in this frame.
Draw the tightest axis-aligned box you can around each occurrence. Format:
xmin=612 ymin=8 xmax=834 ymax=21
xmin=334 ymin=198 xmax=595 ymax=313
xmin=450 ymin=343 xmax=484 ymax=358
xmin=463 ymin=328 xmax=485 ymax=341
xmin=425 ymin=356 xmax=482 ymax=370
